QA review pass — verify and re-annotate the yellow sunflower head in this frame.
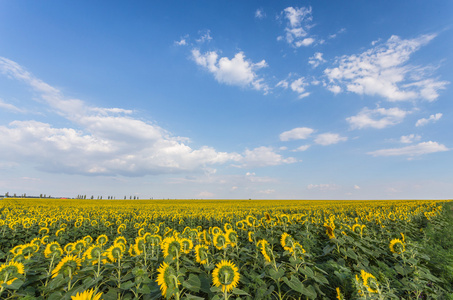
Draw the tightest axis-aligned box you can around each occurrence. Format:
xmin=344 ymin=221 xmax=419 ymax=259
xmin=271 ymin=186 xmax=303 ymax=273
xmin=70 ymin=288 xmax=103 ymax=300
xmin=156 ymin=262 xmax=180 ymax=297
xmin=96 ymin=234 xmax=108 ymax=246
xmin=114 ymin=236 xmax=127 ymax=246
xmin=389 ymin=238 xmax=405 ymax=254
xmin=83 ymin=235 xmax=93 ymax=245
xmin=180 ymin=238 xmax=193 ymax=254
xmin=213 ymin=233 xmax=228 ymax=250
xmin=39 ymin=227 xmax=50 ymax=235
xmin=44 ymin=242 xmax=63 ymax=258
xmin=83 ymin=244 xmax=103 ymax=261
xmin=280 ymin=232 xmax=294 ymax=252
xmin=51 ymin=255 xmax=82 ymax=278
xmin=106 ymin=243 xmax=123 ymax=263
xmin=212 ymin=260 xmax=240 ymax=293
xmin=248 ymin=231 xmax=255 ymax=242
xmin=194 ymin=244 xmax=209 ymax=264
xmin=161 ymin=237 xmax=182 ymax=258
xmin=360 ymin=270 xmax=379 ymax=293
xmin=257 ymin=239 xmax=273 ymax=262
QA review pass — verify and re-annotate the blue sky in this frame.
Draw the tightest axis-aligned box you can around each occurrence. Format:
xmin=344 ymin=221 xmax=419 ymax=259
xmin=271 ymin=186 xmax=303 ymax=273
xmin=0 ymin=1 xmax=452 ymax=199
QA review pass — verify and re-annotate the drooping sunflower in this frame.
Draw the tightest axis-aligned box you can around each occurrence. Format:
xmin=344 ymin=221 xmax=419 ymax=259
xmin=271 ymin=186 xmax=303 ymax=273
xmin=44 ymin=242 xmax=63 ymax=258
xmin=41 ymin=235 xmax=50 ymax=244
xmin=39 ymin=227 xmax=50 ymax=235
xmin=70 ymin=288 xmax=103 ymax=300
xmin=161 ymin=237 xmax=182 ymax=258
xmin=324 ymin=222 xmax=335 ymax=239
xmin=280 ymin=232 xmax=294 ymax=252
xmin=257 ymin=239 xmax=273 ymax=262
xmin=223 ymin=223 xmax=233 ymax=232
xmin=116 ymin=224 xmax=126 ymax=235
xmin=20 ymin=243 xmax=38 ymax=259
xmin=225 ymin=230 xmax=238 ymax=247
xmin=133 ymin=237 xmax=146 ymax=255
xmin=105 ymin=243 xmax=123 ymax=263
xmin=211 ymin=226 xmax=223 ymax=235
xmin=83 ymin=245 xmax=103 ymax=263
xmin=292 ymin=242 xmax=306 ymax=258
xmin=180 ymin=238 xmax=193 ymax=254
xmin=248 ymin=231 xmax=255 ymax=243
xmin=194 ymin=244 xmax=209 ymax=264
xmin=96 ymin=235 xmax=108 ymax=246
xmin=72 ymin=240 xmax=87 ymax=255
xmin=389 ymin=238 xmax=405 ymax=254
xmin=114 ymin=236 xmax=127 ymax=246
xmin=359 ymin=270 xmax=379 ymax=293
xmin=148 ymin=235 xmax=162 ymax=248
xmin=51 ymin=255 xmax=82 ymax=278
xmin=55 ymin=228 xmax=65 ymax=237
xmin=245 ymin=215 xmax=257 ymax=227
xmin=235 ymin=221 xmax=246 ymax=231
xmin=213 ymin=233 xmax=228 ymax=250
xmin=156 ymin=262 xmax=180 ymax=297
xmin=0 ymin=261 xmax=24 ymax=286
xmin=64 ymin=243 xmax=75 ymax=254
xmin=83 ymin=235 xmax=93 ymax=245
xmin=212 ymin=260 xmax=240 ymax=293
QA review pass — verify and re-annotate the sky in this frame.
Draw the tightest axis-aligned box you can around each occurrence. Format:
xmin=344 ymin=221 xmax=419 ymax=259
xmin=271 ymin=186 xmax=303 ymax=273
xmin=0 ymin=1 xmax=452 ymax=199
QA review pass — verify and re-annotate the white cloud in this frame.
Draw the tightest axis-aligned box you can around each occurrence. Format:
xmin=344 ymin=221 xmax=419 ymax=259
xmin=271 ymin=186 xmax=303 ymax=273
xmin=0 ymin=99 xmax=24 ymax=113
xmin=174 ymin=39 xmax=187 ymax=46
xmin=255 ymin=8 xmax=265 ymax=19
xmin=354 ymin=185 xmax=360 ymax=190
xmin=290 ymin=77 xmax=310 ymax=98
xmin=259 ymin=189 xmax=275 ymax=194
xmin=279 ymin=6 xmax=315 ymax=48
xmin=324 ymin=34 xmax=449 ymax=101
xmin=307 ymin=184 xmax=339 ymax=190
xmin=328 ymin=28 xmax=346 ymax=39
xmin=415 ymin=113 xmax=442 ymax=127
xmin=368 ymin=141 xmax=449 ymax=157
xmin=400 ymin=134 xmax=421 ymax=144
xmin=239 ymin=146 xmax=297 ymax=168
xmin=196 ymin=30 xmax=212 ymax=43
xmin=280 ymin=127 xmax=314 ymax=141
xmin=292 ymin=145 xmax=310 ymax=152
xmin=191 ymin=49 xmax=269 ymax=93
xmin=276 ymin=79 xmax=289 ymax=89
xmin=346 ymin=107 xmax=409 ymax=129
xmin=0 ymin=56 xmax=244 ymax=176
xmin=327 ymin=85 xmax=341 ymax=94
xmin=197 ymin=191 xmax=215 ymax=198
xmin=308 ymin=52 xmax=326 ymax=68
xmin=315 ymin=133 xmax=347 ymax=145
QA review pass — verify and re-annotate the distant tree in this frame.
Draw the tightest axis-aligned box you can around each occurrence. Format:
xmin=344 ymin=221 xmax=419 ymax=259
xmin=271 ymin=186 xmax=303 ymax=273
xmin=5 ymin=192 xmax=8 ymax=197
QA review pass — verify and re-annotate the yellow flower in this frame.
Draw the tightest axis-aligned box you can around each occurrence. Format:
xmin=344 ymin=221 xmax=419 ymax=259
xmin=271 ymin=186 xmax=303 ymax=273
xmin=280 ymin=232 xmax=294 ymax=252
xmin=360 ymin=270 xmax=378 ymax=293
xmin=212 ymin=260 xmax=240 ymax=293
xmin=96 ymin=235 xmax=108 ymax=246
xmin=71 ymin=288 xmax=103 ymax=300
xmin=56 ymin=228 xmax=65 ymax=237
xmin=248 ymin=231 xmax=255 ymax=242
xmin=161 ymin=237 xmax=182 ymax=258
xmin=180 ymin=238 xmax=193 ymax=254
xmin=0 ymin=261 xmax=25 ymax=276
xmin=105 ymin=243 xmax=123 ymax=263
xmin=257 ymin=239 xmax=272 ymax=262
xmin=156 ymin=262 xmax=180 ymax=297
xmin=194 ymin=244 xmax=209 ymax=264
xmin=39 ymin=227 xmax=49 ymax=235
xmin=389 ymin=238 xmax=405 ymax=254
xmin=44 ymin=242 xmax=63 ymax=258
xmin=51 ymin=255 xmax=82 ymax=278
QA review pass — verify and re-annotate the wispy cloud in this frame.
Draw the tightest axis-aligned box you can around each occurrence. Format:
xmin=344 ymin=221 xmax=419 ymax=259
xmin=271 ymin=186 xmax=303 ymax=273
xmin=400 ymin=134 xmax=421 ymax=144
xmin=368 ymin=141 xmax=448 ymax=157
xmin=290 ymin=77 xmax=310 ymax=98
xmin=255 ymin=8 xmax=266 ymax=19
xmin=415 ymin=113 xmax=442 ymax=127
xmin=324 ymin=34 xmax=449 ymax=101
xmin=238 ymin=146 xmax=297 ymax=168
xmin=0 ymin=99 xmax=24 ymax=113
xmin=346 ymin=107 xmax=409 ymax=129
xmin=278 ymin=6 xmax=316 ymax=48
xmin=314 ymin=133 xmax=347 ymax=145
xmin=308 ymin=52 xmax=326 ymax=68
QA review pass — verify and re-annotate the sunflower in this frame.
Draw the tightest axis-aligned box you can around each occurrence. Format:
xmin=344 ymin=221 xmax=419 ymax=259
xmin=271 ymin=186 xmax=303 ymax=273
xmin=39 ymin=227 xmax=50 ymax=235
xmin=180 ymin=238 xmax=193 ymax=254
xmin=10 ymin=245 xmax=24 ymax=256
xmin=56 ymin=228 xmax=65 ymax=237
xmin=96 ymin=235 xmax=108 ymax=246
xmin=213 ymin=233 xmax=228 ymax=250
xmin=73 ymin=240 xmax=87 ymax=254
xmin=138 ymin=227 xmax=145 ymax=237
xmin=336 ymin=287 xmax=343 ymax=300
xmin=292 ymin=242 xmax=306 ymax=258
xmin=83 ymin=245 xmax=103 ymax=262
xmin=324 ymin=223 xmax=335 ymax=239
xmin=20 ymin=243 xmax=38 ymax=259
xmin=133 ymin=237 xmax=146 ymax=255
xmin=235 ymin=221 xmax=246 ymax=231
xmin=114 ymin=236 xmax=127 ymax=246
xmin=389 ymin=238 xmax=405 ymax=254
xmin=51 ymin=255 xmax=82 ymax=278
xmin=212 ymin=260 xmax=240 ymax=293
xmin=161 ymin=237 xmax=182 ymax=258
xmin=71 ymin=288 xmax=103 ymax=300
xmin=0 ymin=261 xmax=25 ymax=276
xmin=223 ymin=223 xmax=233 ymax=232
xmin=83 ymin=235 xmax=93 ymax=245
xmin=211 ymin=226 xmax=223 ymax=235
xmin=44 ymin=242 xmax=63 ymax=258
xmin=193 ymin=244 xmax=208 ymax=264
xmin=156 ymin=262 xmax=180 ymax=297
xmin=148 ymin=235 xmax=162 ymax=248
xmin=105 ymin=243 xmax=123 ymax=263
xmin=280 ymin=232 xmax=294 ymax=252
xmin=248 ymin=231 xmax=255 ymax=242
xmin=257 ymin=239 xmax=272 ymax=262
xmin=245 ymin=215 xmax=257 ymax=227
xmin=41 ymin=235 xmax=50 ymax=244
xmin=360 ymin=270 xmax=378 ymax=293
xmin=64 ymin=243 xmax=75 ymax=254
xmin=225 ymin=230 xmax=238 ymax=247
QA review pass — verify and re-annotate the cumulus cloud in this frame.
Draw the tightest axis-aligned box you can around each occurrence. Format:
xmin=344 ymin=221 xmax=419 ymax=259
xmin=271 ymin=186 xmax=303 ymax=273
xmin=280 ymin=127 xmax=314 ymax=141
xmin=346 ymin=107 xmax=409 ymax=129
xmin=314 ymin=133 xmax=347 ymax=146
xmin=0 ymin=57 xmax=249 ymax=176
xmin=368 ymin=141 xmax=448 ymax=157
xmin=279 ymin=6 xmax=315 ymax=48
xmin=174 ymin=39 xmax=187 ymax=46
xmin=196 ymin=30 xmax=212 ymax=43
xmin=292 ymin=145 xmax=310 ymax=152
xmin=191 ymin=49 xmax=269 ymax=93
xmin=415 ymin=113 xmax=442 ymax=127
xmin=400 ymin=134 xmax=421 ymax=144
xmin=308 ymin=52 xmax=326 ymax=68
xmin=324 ymin=34 xmax=449 ymax=101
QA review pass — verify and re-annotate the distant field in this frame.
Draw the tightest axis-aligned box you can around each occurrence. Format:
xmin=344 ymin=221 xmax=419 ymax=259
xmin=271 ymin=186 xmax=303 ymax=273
xmin=0 ymin=198 xmax=452 ymax=299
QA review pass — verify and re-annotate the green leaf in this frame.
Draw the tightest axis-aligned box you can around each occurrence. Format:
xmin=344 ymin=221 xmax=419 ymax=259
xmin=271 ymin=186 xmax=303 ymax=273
xmin=183 ymin=274 xmax=201 ymax=293
xmin=282 ymin=276 xmax=316 ymax=298
xmin=323 ymin=244 xmax=335 ymax=255
xmin=232 ymin=287 xmax=250 ymax=296
xmin=268 ymin=267 xmax=285 ymax=281
xmin=299 ymin=266 xmax=314 ymax=278
xmin=5 ymin=278 xmax=24 ymax=290
xmin=120 ymin=280 xmax=136 ymax=290
xmin=183 ymin=294 xmax=205 ymax=300
xmin=346 ymin=248 xmax=358 ymax=260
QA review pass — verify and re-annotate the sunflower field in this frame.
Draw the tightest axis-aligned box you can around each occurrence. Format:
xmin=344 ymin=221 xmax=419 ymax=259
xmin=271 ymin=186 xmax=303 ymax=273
xmin=0 ymin=198 xmax=452 ymax=300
